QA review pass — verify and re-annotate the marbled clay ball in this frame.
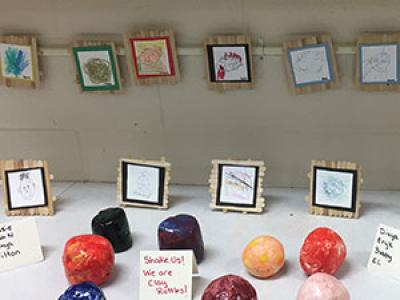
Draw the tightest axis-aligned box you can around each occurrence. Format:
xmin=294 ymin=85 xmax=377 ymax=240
xmin=297 ymin=273 xmax=350 ymax=300
xmin=201 ymin=274 xmax=258 ymax=300
xmin=242 ymin=236 xmax=285 ymax=278
xmin=300 ymin=227 xmax=346 ymax=276
xmin=62 ymin=234 xmax=115 ymax=286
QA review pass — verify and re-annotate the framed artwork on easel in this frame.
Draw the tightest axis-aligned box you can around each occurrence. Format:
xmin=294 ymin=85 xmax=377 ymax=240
xmin=1 ymin=160 xmax=54 ymax=216
xmin=118 ymin=158 xmax=171 ymax=209
xmin=209 ymin=159 xmax=265 ymax=213
xmin=307 ymin=160 xmax=362 ymax=219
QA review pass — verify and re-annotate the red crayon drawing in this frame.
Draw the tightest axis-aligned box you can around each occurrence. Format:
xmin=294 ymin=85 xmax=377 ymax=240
xmin=217 ymin=65 xmax=225 ymax=80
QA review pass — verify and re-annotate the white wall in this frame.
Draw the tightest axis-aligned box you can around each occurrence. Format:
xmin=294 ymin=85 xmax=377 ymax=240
xmin=1 ymin=0 xmax=400 ymax=188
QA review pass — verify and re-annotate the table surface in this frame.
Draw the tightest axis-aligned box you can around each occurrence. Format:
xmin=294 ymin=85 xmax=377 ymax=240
xmin=1 ymin=182 xmax=400 ymax=299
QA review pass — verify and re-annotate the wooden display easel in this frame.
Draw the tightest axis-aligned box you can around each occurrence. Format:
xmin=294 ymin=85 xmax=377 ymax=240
xmin=306 ymin=160 xmax=362 ymax=219
xmin=117 ymin=157 xmax=171 ymax=209
xmin=283 ymin=34 xmax=340 ymax=95
xmin=71 ymin=40 xmax=123 ymax=94
xmin=204 ymin=35 xmax=255 ymax=92
xmin=209 ymin=159 xmax=265 ymax=214
xmin=123 ymin=29 xmax=180 ymax=85
xmin=0 ymin=35 xmax=40 ymax=89
xmin=0 ymin=160 xmax=55 ymax=216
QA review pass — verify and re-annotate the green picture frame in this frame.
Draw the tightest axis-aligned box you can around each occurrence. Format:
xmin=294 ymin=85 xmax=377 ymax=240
xmin=72 ymin=43 xmax=121 ymax=92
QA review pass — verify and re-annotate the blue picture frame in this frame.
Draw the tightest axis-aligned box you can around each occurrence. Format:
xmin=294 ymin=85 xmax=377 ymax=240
xmin=359 ymin=43 xmax=400 ymax=85
xmin=287 ymin=43 xmax=335 ymax=88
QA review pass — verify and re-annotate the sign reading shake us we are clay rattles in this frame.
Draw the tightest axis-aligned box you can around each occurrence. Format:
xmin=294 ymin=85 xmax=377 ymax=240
xmin=139 ymin=250 xmax=198 ymax=300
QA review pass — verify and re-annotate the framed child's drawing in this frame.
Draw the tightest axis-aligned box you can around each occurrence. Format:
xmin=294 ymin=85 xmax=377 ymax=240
xmin=0 ymin=35 xmax=40 ymax=89
xmin=209 ymin=159 xmax=265 ymax=213
xmin=124 ymin=30 xmax=180 ymax=85
xmin=71 ymin=41 xmax=122 ymax=93
xmin=205 ymin=35 xmax=254 ymax=92
xmin=1 ymin=160 xmax=54 ymax=216
xmin=355 ymin=33 xmax=400 ymax=91
xmin=283 ymin=34 xmax=340 ymax=94
xmin=118 ymin=158 xmax=171 ymax=209
xmin=307 ymin=160 xmax=362 ymax=219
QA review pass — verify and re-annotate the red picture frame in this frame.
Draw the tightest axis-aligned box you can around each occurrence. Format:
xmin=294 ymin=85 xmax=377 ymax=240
xmin=129 ymin=36 xmax=176 ymax=79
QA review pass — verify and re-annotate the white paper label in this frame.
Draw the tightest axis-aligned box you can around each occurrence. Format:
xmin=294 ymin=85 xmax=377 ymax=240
xmin=0 ymin=218 xmax=43 ymax=272
xmin=139 ymin=250 xmax=197 ymax=300
xmin=368 ymin=224 xmax=400 ymax=279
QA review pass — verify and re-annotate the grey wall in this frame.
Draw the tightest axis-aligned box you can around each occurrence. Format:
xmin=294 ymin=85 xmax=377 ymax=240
xmin=1 ymin=0 xmax=400 ymax=189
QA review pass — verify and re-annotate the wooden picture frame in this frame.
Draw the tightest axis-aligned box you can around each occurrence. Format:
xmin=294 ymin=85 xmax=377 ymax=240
xmin=307 ymin=160 xmax=362 ymax=219
xmin=0 ymin=35 xmax=40 ymax=89
xmin=355 ymin=33 xmax=400 ymax=91
xmin=124 ymin=29 xmax=180 ymax=85
xmin=71 ymin=41 xmax=122 ymax=94
xmin=205 ymin=35 xmax=254 ymax=92
xmin=1 ymin=160 xmax=54 ymax=216
xmin=117 ymin=158 xmax=171 ymax=209
xmin=283 ymin=34 xmax=340 ymax=95
xmin=209 ymin=159 xmax=265 ymax=213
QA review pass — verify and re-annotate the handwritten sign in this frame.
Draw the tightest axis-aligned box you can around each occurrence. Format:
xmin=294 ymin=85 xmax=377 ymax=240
xmin=0 ymin=218 xmax=43 ymax=272
xmin=368 ymin=224 xmax=400 ymax=279
xmin=139 ymin=250 xmax=198 ymax=300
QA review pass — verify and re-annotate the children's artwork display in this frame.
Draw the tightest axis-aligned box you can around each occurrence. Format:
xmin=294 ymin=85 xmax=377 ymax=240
xmin=209 ymin=159 xmax=265 ymax=213
xmin=283 ymin=34 xmax=340 ymax=94
xmin=71 ymin=41 xmax=122 ymax=93
xmin=118 ymin=158 xmax=171 ymax=209
xmin=0 ymin=35 xmax=40 ymax=89
xmin=205 ymin=35 xmax=254 ymax=92
xmin=1 ymin=160 xmax=54 ymax=216
xmin=307 ymin=160 xmax=362 ymax=218
xmin=355 ymin=33 xmax=400 ymax=91
xmin=124 ymin=29 xmax=180 ymax=85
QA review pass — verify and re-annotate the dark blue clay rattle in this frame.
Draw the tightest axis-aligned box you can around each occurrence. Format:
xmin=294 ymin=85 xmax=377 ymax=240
xmin=158 ymin=214 xmax=205 ymax=263
xmin=58 ymin=282 xmax=105 ymax=300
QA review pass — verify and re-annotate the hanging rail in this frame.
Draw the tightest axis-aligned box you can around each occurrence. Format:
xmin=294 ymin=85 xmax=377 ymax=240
xmin=39 ymin=45 xmax=356 ymax=57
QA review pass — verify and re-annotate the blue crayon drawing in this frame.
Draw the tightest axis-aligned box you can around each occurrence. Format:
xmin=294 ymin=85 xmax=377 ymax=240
xmin=4 ymin=47 xmax=30 ymax=78
xmin=315 ymin=169 xmax=354 ymax=209
xmin=322 ymin=176 xmax=346 ymax=200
